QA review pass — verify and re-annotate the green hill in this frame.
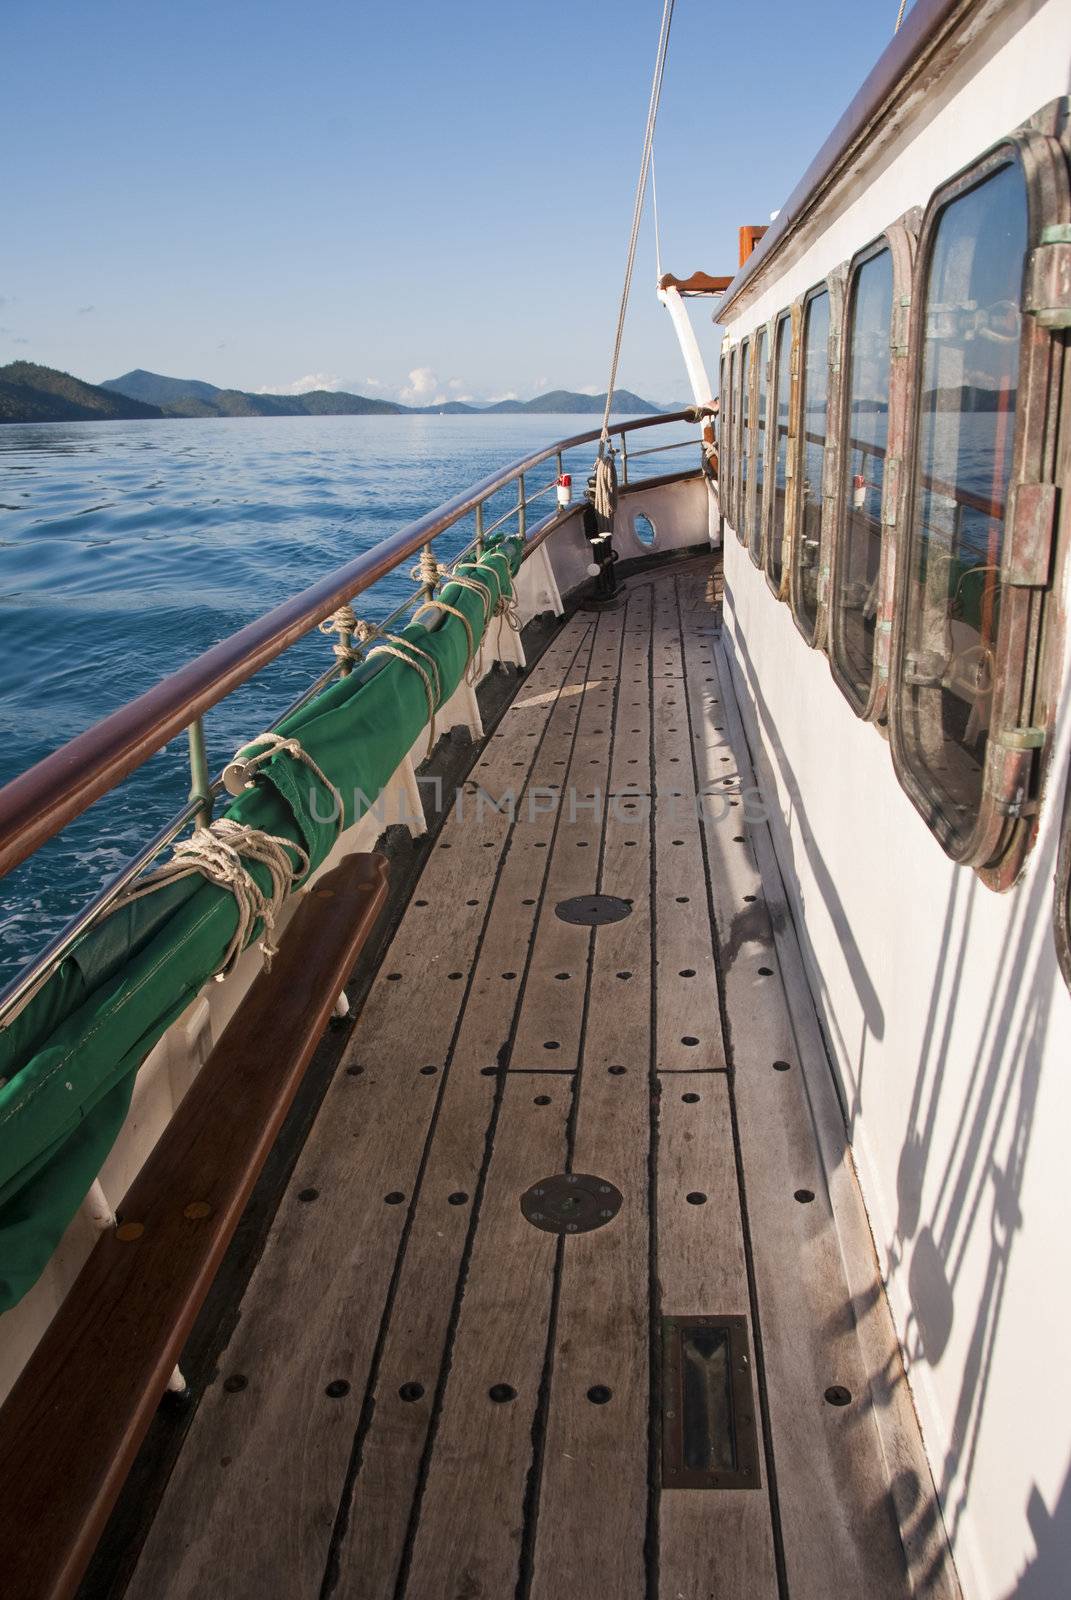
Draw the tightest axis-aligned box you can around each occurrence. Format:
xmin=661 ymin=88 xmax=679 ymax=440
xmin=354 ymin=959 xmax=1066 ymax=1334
xmin=0 ymin=364 xmax=670 ymax=424
xmin=484 ymin=388 xmax=663 ymax=416
xmin=103 ymin=368 xmax=405 ymax=418
xmin=0 ymin=362 xmax=162 ymax=423
xmin=101 ymin=368 xmax=222 ymax=406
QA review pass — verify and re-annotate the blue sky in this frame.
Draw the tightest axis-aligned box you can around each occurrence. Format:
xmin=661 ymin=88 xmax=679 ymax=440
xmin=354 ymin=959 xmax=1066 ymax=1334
xmin=1 ymin=0 xmax=904 ymax=404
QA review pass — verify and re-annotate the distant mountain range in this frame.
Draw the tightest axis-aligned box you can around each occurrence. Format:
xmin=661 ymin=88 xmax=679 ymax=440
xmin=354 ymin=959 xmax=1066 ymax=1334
xmin=99 ymin=370 xmax=667 ymax=419
xmin=0 ymin=363 xmax=672 ymax=424
xmin=0 ymin=362 xmax=160 ymax=424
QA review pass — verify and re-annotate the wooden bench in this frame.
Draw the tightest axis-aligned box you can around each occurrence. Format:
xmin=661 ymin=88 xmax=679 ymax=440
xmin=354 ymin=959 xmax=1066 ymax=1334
xmin=0 ymin=850 xmax=390 ymax=1600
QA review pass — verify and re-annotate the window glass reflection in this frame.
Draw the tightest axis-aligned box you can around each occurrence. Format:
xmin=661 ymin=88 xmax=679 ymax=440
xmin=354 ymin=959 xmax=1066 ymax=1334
xmin=834 ymin=248 xmax=893 ymax=707
xmin=794 ymin=292 xmax=830 ymax=637
xmin=750 ymin=329 xmax=768 ymax=565
xmin=768 ymin=314 xmax=792 ymax=589
xmin=898 ymin=162 xmax=1026 ymax=841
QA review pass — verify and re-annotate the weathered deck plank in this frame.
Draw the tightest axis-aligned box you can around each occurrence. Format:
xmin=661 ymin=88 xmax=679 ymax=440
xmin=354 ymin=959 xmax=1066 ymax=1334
xmin=509 ymin=605 xmax=627 ymax=1070
xmin=676 ymin=573 xmax=916 ymax=1600
xmin=329 ymin=627 xmax=602 ymax=1597
xmin=401 ymin=1074 xmax=570 ymax=1600
xmin=528 ymin=585 xmax=653 ymax=1600
xmin=117 ymin=560 xmax=943 ymax=1600
xmin=126 ymin=618 xmax=595 ymax=1600
xmin=657 ymin=1073 xmax=779 ymax=1599
xmin=652 ymin=580 xmax=726 ymax=1072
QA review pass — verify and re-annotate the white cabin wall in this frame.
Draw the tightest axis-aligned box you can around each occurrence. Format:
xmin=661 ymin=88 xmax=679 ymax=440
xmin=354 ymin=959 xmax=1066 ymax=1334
xmin=714 ymin=3 xmax=1071 ymax=1593
xmin=723 ymin=540 xmax=1071 ymax=1600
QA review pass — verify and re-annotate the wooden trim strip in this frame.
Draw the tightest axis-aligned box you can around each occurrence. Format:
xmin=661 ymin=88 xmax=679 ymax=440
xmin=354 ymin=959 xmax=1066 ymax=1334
xmin=0 ymin=851 xmax=390 ymax=1600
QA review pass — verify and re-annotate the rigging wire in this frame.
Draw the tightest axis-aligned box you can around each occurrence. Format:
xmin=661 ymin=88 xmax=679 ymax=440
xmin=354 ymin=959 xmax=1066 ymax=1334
xmin=651 ymin=145 xmax=663 ymax=285
xmin=894 ymin=0 xmax=908 ymax=31
xmin=598 ymin=0 xmax=675 ymax=450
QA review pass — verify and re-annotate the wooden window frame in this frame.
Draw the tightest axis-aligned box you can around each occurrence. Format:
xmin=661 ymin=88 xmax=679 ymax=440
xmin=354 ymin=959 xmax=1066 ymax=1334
xmin=735 ymin=335 xmax=751 ymax=538
xmin=765 ymin=308 xmax=795 ymax=599
xmin=718 ymin=349 xmax=729 ymax=537
xmin=827 ymin=216 xmax=919 ymax=722
xmin=723 ymin=344 xmax=736 ymax=538
xmin=788 ymin=274 xmax=845 ymax=648
xmin=747 ymin=325 xmax=771 ymax=569
xmin=888 ymin=118 xmax=1070 ymax=883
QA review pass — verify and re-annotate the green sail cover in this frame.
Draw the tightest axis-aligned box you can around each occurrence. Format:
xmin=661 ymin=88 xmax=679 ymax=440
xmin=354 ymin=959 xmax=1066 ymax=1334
xmin=0 ymin=542 xmax=521 ymax=1309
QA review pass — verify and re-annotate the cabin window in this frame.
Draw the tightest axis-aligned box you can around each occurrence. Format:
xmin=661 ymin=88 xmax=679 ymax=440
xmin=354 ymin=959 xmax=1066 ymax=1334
xmin=633 ymin=512 xmax=656 ymax=547
xmin=718 ymin=352 xmax=728 ymax=524
xmin=737 ymin=337 xmax=751 ymax=537
xmin=792 ymin=290 xmax=830 ymax=640
xmin=831 ymin=246 xmax=894 ymax=711
xmin=893 ymin=160 xmax=1027 ymax=854
xmin=725 ymin=347 xmax=737 ymax=529
xmin=748 ymin=328 xmax=768 ymax=566
xmin=766 ymin=312 xmax=792 ymax=592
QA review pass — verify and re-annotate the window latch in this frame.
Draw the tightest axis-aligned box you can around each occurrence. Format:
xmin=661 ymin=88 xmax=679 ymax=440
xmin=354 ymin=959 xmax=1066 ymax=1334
xmin=1023 ymin=225 xmax=1071 ymax=329
xmin=989 ymin=737 xmax=1043 ymax=818
xmin=1007 ymin=481 xmax=1056 ymax=586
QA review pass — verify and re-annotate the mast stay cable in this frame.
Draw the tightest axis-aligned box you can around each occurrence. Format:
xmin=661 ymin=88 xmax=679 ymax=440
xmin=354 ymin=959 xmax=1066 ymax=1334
xmin=594 ymin=0 xmax=676 ymax=520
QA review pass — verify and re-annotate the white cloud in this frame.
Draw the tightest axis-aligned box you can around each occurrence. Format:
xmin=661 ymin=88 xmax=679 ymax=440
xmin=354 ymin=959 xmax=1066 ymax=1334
xmin=486 ymin=390 xmax=518 ymax=404
xmin=398 ymin=366 xmax=439 ymax=404
xmin=258 ymin=372 xmax=342 ymax=395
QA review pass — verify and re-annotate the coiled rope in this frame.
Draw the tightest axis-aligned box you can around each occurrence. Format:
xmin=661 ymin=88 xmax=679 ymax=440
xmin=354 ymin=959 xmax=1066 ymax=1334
xmin=318 ymin=603 xmax=360 ymax=666
xmin=110 ymin=818 xmax=310 ymax=979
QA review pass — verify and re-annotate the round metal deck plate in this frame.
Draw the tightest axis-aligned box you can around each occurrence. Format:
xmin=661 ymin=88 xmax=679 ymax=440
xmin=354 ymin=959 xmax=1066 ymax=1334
xmin=520 ymin=1173 xmax=623 ymax=1235
xmin=555 ymin=894 xmax=632 ymax=926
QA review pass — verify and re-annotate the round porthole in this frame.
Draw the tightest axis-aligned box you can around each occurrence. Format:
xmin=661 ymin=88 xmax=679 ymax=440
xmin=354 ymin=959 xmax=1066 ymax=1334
xmin=633 ymin=512 xmax=656 ymax=547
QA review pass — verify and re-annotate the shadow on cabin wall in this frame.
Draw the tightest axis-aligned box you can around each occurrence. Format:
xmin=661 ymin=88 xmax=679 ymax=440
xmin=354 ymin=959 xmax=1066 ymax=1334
xmin=723 ymin=592 xmax=1069 ymax=1594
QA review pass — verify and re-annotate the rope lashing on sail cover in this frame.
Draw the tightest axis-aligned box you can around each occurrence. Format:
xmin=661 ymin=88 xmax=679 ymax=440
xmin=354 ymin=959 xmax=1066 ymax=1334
xmin=409 ymin=550 xmax=479 ymax=679
xmin=107 ymin=819 xmax=311 ymax=979
xmin=227 ymin=733 xmax=346 ymax=833
xmin=460 ymin=555 xmax=521 ymax=667
xmin=318 ymin=603 xmax=360 ymax=667
xmin=594 ymin=0 xmax=676 ymax=520
xmin=366 ymin=633 xmax=444 ymax=756
xmin=104 ymin=727 xmax=351 ymax=977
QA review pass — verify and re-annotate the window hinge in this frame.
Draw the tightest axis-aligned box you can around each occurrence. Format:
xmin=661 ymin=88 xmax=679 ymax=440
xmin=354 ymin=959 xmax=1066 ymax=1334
xmin=1006 ymin=481 xmax=1056 ymax=585
xmin=988 ymin=738 xmax=1042 ymax=818
xmin=1023 ymin=227 xmax=1071 ymax=328
xmin=997 ymin=726 xmax=1046 ymax=751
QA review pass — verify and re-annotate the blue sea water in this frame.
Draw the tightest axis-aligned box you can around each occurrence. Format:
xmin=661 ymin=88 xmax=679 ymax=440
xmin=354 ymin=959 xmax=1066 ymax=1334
xmin=0 ymin=413 xmax=695 ymax=987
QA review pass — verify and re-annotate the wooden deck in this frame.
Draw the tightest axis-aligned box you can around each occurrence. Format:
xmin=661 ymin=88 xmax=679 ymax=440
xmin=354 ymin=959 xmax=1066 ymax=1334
xmin=124 ymin=560 xmax=957 ymax=1600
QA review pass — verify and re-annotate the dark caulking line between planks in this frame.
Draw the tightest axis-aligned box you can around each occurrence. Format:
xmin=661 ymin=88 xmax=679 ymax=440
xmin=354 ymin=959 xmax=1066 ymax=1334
xmin=515 ymin=601 xmax=629 ymax=1600
xmin=395 ymin=606 xmax=627 ymax=1598
xmin=389 ymin=611 xmax=618 ymax=1600
xmin=673 ymin=575 xmax=789 ymax=1600
xmin=319 ymin=619 xmax=598 ymax=1600
xmin=524 ymin=589 xmax=654 ymax=1600
xmin=356 ymin=620 xmax=597 ymax=1598
xmin=645 ymin=580 xmax=661 ymax=1600
xmin=124 ymin=614 xmax=601 ymax=1600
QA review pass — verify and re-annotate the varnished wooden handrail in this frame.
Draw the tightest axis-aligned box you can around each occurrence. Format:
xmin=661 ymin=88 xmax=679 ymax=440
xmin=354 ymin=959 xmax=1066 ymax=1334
xmin=0 ymin=410 xmax=704 ymax=878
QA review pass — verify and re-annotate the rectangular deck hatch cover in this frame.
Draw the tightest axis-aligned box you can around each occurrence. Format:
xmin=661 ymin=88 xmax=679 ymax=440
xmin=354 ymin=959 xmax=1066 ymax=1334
xmin=661 ymin=1315 xmax=761 ymax=1490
